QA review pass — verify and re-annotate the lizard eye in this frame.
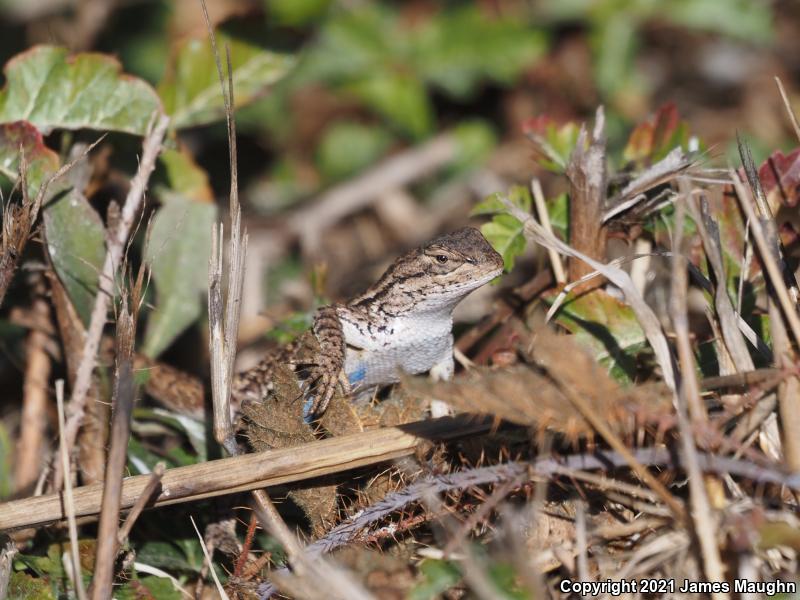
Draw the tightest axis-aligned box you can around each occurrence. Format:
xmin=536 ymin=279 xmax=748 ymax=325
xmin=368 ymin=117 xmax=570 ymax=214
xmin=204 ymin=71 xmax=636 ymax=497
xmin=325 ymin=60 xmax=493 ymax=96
xmin=435 ymin=255 xmax=449 ymax=264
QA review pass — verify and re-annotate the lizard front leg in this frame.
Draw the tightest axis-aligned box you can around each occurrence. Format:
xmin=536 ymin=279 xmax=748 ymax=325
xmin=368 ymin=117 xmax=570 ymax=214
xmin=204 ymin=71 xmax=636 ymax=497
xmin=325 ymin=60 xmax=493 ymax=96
xmin=301 ymin=304 xmax=349 ymax=418
xmin=429 ymin=335 xmax=455 ymax=418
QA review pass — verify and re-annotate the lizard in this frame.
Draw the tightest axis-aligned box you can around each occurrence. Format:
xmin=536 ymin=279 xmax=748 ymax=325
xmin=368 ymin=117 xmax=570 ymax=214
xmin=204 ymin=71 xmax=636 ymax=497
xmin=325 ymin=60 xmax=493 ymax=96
xmin=232 ymin=226 xmax=504 ymax=419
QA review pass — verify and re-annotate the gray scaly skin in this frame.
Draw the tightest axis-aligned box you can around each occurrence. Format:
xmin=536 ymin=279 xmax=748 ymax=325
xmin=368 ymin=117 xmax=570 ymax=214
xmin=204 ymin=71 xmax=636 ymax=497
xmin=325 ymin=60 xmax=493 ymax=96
xmin=234 ymin=227 xmax=504 ymax=418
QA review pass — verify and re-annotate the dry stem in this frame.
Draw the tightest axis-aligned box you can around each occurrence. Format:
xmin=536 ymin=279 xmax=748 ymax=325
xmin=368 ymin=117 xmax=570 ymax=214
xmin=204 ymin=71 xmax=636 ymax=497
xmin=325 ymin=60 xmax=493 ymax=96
xmin=90 ymin=305 xmax=137 ymax=600
xmin=15 ymin=283 xmax=52 ymax=492
xmin=670 ymin=196 xmax=728 ymax=598
xmin=56 ymin=114 xmax=169 ymax=490
xmin=56 ymin=379 xmax=88 ymax=600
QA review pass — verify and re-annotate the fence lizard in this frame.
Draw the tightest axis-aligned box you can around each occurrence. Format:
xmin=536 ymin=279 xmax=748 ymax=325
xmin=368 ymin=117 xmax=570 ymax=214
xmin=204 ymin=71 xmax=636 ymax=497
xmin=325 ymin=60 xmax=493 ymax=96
xmin=233 ymin=227 xmax=504 ymax=418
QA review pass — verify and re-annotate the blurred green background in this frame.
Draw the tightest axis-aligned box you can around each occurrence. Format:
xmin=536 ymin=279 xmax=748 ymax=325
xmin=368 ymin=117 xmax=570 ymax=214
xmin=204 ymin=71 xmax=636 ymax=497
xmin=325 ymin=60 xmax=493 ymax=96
xmin=0 ymin=0 xmax=793 ymax=212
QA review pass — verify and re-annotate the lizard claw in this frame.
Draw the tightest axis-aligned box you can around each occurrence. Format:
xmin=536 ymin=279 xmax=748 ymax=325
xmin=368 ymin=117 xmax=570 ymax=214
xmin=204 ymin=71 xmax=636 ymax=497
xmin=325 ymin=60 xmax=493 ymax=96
xmin=298 ymin=304 xmax=348 ymax=419
xmin=300 ymin=363 xmax=352 ymax=419
xmin=299 ymin=367 xmax=334 ymax=418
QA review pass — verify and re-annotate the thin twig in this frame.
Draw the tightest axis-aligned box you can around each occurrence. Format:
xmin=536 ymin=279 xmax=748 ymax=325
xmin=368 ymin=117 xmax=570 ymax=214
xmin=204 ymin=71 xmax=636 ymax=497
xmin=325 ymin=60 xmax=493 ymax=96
xmin=502 ymin=198 xmax=677 ymax=390
xmin=191 ymin=516 xmax=230 ymax=600
xmin=91 ymin=305 xmax=137 ymax=600
xmin=198 ymin=0 xmax=303 ymax=571
xmin=731 ymin=171 xmax=800 ymax=344
xmin=56 ymin=114 xmax=169 ymax=490
xmin=117 ymin=462 xmax=165 ymax=546
xmin=575 ymin=501 xmax=589 ymax=583
xmin=775 ymin=76 xmax=800 ymax=144
xmin=57 ymin=379 xmax=88 ymax=600
xmin=669 ymin=192 xmax=728 ymax=597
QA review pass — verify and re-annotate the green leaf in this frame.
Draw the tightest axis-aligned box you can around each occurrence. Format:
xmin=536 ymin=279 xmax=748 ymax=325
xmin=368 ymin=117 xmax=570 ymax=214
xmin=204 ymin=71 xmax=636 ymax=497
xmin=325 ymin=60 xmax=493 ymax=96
xmin=265 ymin=310 xmax=313 ymax=345
xmin=592 ymin=13 xmax=638 ymax=97
xmin=136 ymin=541 xmax=198 ymax=572
xmin=135 ymin=407 xmax=207 ymax=461
xmin=265 ymin=0 xmax=331 ymax=26
xmin=548 ymin=192 xmax=569 ymax=238
xmin=117 ymin=576 xmax=183 ymax=600
xmin=8 ymin=572 xmax=54 ymax=600
xmin=0 ymin=45 xmax=162 ymax=135
xmin=471 ymin=185 xmax=532 ymax=216
xmin=452 ymin=120 xmax=496 ymax=171
xmin=347 ymin=71 xmax=433 ymax=139
xmin=0 ymin=121 xmax=60 ymax=197
xmin=623 ymin=103 xmax=689 ymax=165
xmin=143 ymin=194 xmax=216 ymax=358
xmin=521 ymin=116 xmax=581 ymax=173
xmin=547 ymin=289 xmax=647 ymax=384
xmin=662 ymin=0 xmax=772 ymax=42
xmin=481 ymin=214 xmax=526 ymax=272
xmin=416 ymin=6 xmax=547 ymax=98
xmin=158 ymin=32 xmax=295 ymax=129
xmin=316 ymin=121 xmax=393 ymax=181
xmin=158 ymin=146 xmax=214 ymax=203
xmin=43 ymin=186 xmax=106 ymax=326
xmin=487 ymin=562 xmax=533 ymax=599
xmin=410 ymin=559 xmax=461 ymax=600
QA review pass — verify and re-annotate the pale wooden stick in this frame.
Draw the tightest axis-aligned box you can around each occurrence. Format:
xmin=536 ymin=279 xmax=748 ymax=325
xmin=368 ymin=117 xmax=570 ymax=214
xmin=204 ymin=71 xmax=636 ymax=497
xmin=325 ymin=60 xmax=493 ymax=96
xmin=0 ymin=416 xmax=490 ymax=532
xmin=530 ymin=178 xmax=566 ymax=284
xmin=57 ymin=379 xmax=88 ymax=600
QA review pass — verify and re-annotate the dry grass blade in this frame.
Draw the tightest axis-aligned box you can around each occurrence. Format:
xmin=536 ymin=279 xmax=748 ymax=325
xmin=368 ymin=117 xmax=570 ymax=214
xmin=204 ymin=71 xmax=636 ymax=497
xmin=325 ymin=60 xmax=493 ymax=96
xmin=687 ymin=192 xmax=754 ymax=372
xmin=771 ymin=299 xmax=800 ymax=470
xmin=197 ymin=0 xmax=306 ymax=579
xmin=531 ymin=178 xmax=566 ymax=284
xmin=56 ymin=379 xmax=88 ymax=600
xmin=117 ymin=462 xmax=165 ymax=547
xmin=775 ymin=76 xmax=800 ymax=144
xmin=56 ymin=114 xmax=169 ymax=490
xmin=190 ymin=516 xmax=230 ymax=600
xmin=501 ymin=198 xmax=677 ymax=390
xmin=669 ymin=197 xmax=728 ymax=598
xmin=730 ymin=154 xmax=800 ymax=471
xmin=90 ymin=303 xmax=137 ymax=600
xmin=603 ymin=147 xmax=695 ymax=222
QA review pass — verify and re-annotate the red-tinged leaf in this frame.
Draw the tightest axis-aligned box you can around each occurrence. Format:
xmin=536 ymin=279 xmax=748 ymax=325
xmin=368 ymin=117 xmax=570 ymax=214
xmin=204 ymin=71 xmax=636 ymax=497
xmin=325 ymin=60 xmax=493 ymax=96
xmin=651 ymin=102 xmax=680 ymax=152
xmin=623 ymin=102 xmax=687 ymax=165
xmin=521 ymin=114 xmax=580 ymax=172
xmin=0 ymin=121 xmax=59 ymax=193
xmin=758 ymin=147 xmax=800 ymax=209
xmin=624 ymin=121 xmax=655 ymax=164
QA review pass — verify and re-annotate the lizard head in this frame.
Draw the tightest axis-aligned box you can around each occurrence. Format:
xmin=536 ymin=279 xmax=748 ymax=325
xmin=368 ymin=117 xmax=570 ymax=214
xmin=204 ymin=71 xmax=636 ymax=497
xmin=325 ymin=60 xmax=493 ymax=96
xmin=357 ymin=227 xmax=504 ymax=314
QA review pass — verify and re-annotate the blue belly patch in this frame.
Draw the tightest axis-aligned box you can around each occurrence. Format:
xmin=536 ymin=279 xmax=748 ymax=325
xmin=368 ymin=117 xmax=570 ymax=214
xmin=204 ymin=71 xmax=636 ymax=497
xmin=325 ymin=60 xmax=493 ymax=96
xmin=348 ymin=363 xmax=367 ymax=387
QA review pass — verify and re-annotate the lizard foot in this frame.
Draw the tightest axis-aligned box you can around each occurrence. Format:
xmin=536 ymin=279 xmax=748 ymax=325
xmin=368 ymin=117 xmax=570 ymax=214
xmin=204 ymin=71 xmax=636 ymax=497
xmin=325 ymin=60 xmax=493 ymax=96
xmin=299 ymin=363 xmax=350 ymax=419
